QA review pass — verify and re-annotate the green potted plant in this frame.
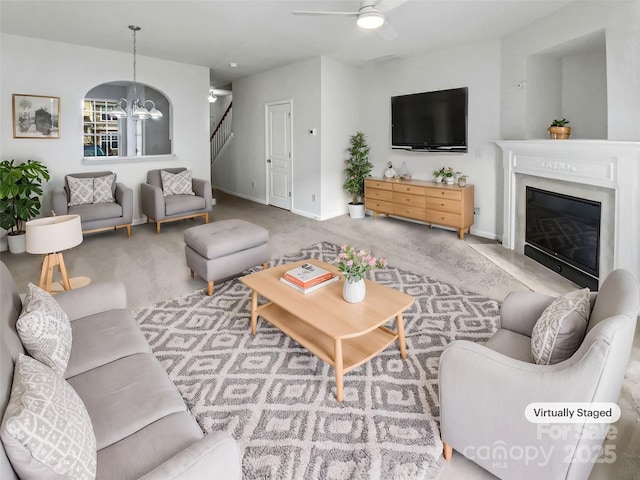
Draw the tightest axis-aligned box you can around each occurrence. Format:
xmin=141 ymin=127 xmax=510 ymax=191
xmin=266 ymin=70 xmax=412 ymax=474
xmin=0 ymin=159 xmax=50 ymax=253
xmin=442 ymin=167 xmax=457 ymax=185
xmin=548 ymin=118 xmax=571 ymax=139
xmin=343 ymin=131 xmax=373 ymax=218
xmin=457 ymin=174 xmax=468 ymax=187
xmin=433 ymin=167 xmax=445 ymax=183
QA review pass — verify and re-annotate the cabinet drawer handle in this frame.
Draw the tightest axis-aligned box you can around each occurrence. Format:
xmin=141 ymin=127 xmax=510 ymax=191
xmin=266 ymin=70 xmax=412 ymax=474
xmin=440 ymin=203 xmax=445 ymax=207
xmin=375 ymin=192 xmax=380 ymax=196
xmin=406 ymin=188 xmax=411 ymax=191
xmin=440 ymin=192 xmax=445 ymax=195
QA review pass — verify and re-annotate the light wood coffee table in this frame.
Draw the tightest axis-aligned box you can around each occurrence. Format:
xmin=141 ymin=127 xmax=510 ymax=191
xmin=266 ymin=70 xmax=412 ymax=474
xmin=240 ymin=259 xmax=414 ymax=402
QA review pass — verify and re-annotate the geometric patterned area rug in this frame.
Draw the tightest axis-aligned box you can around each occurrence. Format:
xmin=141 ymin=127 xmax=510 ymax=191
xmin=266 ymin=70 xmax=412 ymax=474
xmin=135 ymin=242 xmax=500 ymax=480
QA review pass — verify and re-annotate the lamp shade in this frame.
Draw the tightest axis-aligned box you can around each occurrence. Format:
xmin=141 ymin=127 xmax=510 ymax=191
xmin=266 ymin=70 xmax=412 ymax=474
xmin=26 ymin=215 xmax=83 ymax=254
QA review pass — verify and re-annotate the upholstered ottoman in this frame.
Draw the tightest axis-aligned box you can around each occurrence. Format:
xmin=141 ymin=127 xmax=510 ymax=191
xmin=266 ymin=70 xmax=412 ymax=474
xmin=184 ymin=219 xmax=270 ymax=295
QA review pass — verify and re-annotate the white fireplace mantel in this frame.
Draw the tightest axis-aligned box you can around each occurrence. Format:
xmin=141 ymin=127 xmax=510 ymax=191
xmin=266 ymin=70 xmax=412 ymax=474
xmin=495 ymin=140 xmax=640 ymax=283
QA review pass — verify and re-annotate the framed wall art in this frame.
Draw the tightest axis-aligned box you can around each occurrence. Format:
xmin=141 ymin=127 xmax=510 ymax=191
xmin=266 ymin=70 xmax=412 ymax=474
xmin=12 ymin=94 xmax=60 ymax=139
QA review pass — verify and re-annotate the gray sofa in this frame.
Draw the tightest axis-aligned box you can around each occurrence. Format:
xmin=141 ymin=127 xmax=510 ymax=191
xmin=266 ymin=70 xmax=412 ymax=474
xmin=0 ymin=262 xmax=242 ymax=479
xmin=439 ymin=269 xmax=640 ymax=480
xmin=52 ymin=171 xmax=133 ymax=237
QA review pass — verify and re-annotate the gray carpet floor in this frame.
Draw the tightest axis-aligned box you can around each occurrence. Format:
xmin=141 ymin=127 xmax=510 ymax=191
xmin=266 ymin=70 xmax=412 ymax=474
xmin=1 ymin=191 xmax=638 ymax=479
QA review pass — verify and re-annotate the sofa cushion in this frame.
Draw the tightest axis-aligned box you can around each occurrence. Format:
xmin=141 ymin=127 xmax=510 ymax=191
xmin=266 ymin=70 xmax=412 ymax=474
xmin=0 ymin=354 xmax=96 ymax=480
xmin=67 ymin=353 xmax=188 ymax=450
xmin=17 ymin=283 xmax=72 ymax=375
xmin=164 ymin=194 xmax=205 ymax=216
xmin=96 ymin=412 xmax=202 ymax=480
xmin=531 ymin=288 xmax=591 ymax=365
xmin=68 ymin=202 xmax=123 ymax=223
xmin=161 ymin=169 xmax=194 ymax=196
xmin=65 ymin=309 xmax=151 ymax=379
xmin=67 ymin=176 xmax=94 ymax=206
xmin=93 ymin=173 xmax=115 ymax=204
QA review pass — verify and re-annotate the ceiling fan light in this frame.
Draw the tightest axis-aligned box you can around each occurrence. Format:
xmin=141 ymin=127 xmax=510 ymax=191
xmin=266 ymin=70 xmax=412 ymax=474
xmin=357 ymin=11 xmax=384 ymax=30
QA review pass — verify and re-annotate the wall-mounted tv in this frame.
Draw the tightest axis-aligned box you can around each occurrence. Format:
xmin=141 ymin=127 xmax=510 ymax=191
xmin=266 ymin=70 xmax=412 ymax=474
xmin=391 ymin=87 xmax=468 ymax=152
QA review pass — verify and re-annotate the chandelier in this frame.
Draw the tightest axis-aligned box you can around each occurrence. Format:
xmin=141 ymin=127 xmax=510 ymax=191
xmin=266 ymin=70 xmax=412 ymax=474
xmin=111 ymin=25 xmax=162 ymax=120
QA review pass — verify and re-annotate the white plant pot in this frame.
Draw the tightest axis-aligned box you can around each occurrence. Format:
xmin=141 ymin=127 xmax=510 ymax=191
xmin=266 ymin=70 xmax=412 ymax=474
xmin=7 ymin=233 xmax=26 ymax=254
xmin=445 ymin=177 xmax=455 ymax=185
xmin=343 ymin=278 xmax=366 ymax=303
xmin=348 ymin=203 xmax=365 ymax=219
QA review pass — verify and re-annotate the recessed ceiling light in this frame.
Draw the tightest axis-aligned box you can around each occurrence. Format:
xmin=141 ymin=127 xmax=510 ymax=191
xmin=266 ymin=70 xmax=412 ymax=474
xmin=229 ymin=62 xmax=238 ymax=68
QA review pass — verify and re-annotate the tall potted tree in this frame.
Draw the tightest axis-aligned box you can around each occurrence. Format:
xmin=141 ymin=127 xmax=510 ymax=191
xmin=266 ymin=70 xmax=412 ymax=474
xmin=0 ymin=159 xmax=50 ymax=253
xmin=343 ymin=131 xmax=373 ymax=219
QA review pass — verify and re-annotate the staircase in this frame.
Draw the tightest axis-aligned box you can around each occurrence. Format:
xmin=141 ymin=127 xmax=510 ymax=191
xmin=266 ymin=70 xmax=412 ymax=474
xmin=210 ymin=102 xmax=232 ymax=163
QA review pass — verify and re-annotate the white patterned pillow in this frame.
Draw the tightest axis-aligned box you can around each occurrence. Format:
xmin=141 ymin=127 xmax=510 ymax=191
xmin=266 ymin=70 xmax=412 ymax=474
xmin=67 ymin=176 xmax=94 ymax=206
xmin=531 ymin=288 xmax=591 ymax=365
xmin=17 ymin=283 xmax=72 ymax=376
xmin=93 ymin=173 xmax=115 ymax=203
xmin=0 ymin=354 xmax=96 ymax=480
xmin=161 ymin=169 xmax=195 ymax=196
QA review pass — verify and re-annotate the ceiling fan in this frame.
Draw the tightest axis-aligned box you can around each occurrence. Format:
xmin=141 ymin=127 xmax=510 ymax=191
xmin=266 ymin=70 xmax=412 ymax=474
xmin=292 ymin=1 xmax=406 ymax=40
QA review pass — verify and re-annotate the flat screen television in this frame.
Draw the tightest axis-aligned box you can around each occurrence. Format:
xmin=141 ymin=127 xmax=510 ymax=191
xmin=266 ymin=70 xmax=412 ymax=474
xmin=391 ymin=87 xmax=468 ymax=152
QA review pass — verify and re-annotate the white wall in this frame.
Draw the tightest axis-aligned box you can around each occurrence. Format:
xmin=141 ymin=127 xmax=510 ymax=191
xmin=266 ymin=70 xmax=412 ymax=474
xmin=212 ymin=57 xmax=322 ymax=217
xmin=0 ymin=34 xmax=211 ymax=224
xmin=501 ymin=1 xmax=640 ymax=141
xmin=359 ymin=39 xmax=503 ymax=239
xmin=320 ymin=57 xmax=361 ymax=219
xmin=562 ymin=52 xmax=608 ymax=139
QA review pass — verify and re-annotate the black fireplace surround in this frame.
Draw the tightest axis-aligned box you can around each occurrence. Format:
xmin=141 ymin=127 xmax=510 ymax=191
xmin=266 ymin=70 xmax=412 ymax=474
xmin=525 ymin=187 xmax=601 ymax=290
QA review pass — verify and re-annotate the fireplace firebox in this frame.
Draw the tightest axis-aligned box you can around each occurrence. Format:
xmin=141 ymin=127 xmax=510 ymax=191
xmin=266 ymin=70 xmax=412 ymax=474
xmin=525 ymin=187 xmax=601 ymax=290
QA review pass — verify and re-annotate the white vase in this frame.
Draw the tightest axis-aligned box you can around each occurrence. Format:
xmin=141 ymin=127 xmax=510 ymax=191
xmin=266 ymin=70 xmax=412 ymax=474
xmin=445 ymin=176 xmax=455 ymax=185
xmin=7 ymin=233 xmax=26 ymax=254
xmin=343 ymin=278 xmax=366 ymax=303
xmin=348 ymin=203 xmax=365 ymax=219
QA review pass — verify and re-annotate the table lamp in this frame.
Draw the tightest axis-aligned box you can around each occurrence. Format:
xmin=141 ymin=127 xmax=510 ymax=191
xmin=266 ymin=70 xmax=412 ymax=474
xmin=26 ymin=214 xmax=87 ymax=293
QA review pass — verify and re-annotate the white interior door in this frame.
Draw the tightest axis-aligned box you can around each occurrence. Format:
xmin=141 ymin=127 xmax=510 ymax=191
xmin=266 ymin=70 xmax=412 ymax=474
xmin=267 ymin=101 xmax=292 ymax=210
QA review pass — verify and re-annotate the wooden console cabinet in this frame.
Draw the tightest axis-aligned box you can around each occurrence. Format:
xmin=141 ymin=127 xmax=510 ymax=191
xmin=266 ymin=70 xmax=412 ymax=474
xmin=364 ymin=177 xmax=474 ymax=240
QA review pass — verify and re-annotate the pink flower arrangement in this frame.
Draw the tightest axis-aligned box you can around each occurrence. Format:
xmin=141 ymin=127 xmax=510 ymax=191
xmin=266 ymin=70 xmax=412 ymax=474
xmin=334 ymin=244 xmax=387 ymax=282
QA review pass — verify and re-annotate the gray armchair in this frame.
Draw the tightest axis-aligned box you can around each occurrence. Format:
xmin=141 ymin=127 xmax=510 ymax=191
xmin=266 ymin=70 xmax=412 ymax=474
xmin=438 ymin=269 xmax=639 ymax=480
xmin=141 ymin=168 xmax=212 ymax=234
xmin=52 ymin=171 xmax=133 ymax=237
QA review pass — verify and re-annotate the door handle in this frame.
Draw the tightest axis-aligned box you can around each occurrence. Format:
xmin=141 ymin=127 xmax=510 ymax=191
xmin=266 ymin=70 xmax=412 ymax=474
xmin=267 ymin=159 xmax=271 ymax=163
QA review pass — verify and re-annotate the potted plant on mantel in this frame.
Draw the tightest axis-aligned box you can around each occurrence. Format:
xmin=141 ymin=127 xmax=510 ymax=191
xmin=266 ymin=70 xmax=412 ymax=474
xmin=343 ymin=131 xmax=373 ymax=219
xmin=548 ymin=118 xmax=571 ymax=139
xmin=0 ymin=159 xmax=50 ymax=253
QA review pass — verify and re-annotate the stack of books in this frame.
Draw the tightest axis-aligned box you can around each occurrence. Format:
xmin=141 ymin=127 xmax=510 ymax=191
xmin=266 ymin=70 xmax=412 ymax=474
xmin=280 ymin=263 xmax=339 ymax=294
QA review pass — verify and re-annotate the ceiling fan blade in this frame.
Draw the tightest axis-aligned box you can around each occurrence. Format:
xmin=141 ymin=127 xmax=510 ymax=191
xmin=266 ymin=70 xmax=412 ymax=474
xmin=377 ymin=21 xmax=398 ymax=41
xmin=292 ymin=11 xmax=359 ymax=17
xmin=375 ymin=0 xmax=407 ymax=14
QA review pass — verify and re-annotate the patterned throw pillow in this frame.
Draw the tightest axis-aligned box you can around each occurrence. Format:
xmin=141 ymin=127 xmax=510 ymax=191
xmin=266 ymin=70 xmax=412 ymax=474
xmin=17 ymin=283 xmax=72 ymax=376
xmin=161 ymin=169 xmax=195 ymax=196
xmin=531 ymin=288 xmax=591 ymax=365
xmin=93 ymin=173 xmax=115 ymax=203
xmin=0 ymin=354 xmax=96 ymax=480
xmin=67 ymin=176 xmax=94 ymax=206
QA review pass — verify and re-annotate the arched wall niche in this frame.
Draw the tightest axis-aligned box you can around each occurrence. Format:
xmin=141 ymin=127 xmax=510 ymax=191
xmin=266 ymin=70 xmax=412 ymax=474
xmin=83 ymin=81 xmax=172 ymax=158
